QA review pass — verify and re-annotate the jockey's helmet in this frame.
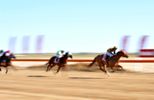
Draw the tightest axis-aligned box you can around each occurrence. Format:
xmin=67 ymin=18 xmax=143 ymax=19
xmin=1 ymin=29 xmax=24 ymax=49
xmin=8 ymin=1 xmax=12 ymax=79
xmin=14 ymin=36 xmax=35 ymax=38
xmin=113 ymin=46 xmax=117 ymax=50
xmin=61 ymin=50 xmax=64 ymax=53
xmin=6 ymin=50 xmax=10 ymax=53
xmin=0 ymin=50 xmax=3 ymax=53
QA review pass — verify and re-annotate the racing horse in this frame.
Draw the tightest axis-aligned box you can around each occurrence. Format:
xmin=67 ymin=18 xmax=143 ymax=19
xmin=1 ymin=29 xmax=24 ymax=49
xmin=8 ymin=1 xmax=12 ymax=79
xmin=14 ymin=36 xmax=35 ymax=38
xmin=88 ymin=50 xmax=128 ymax=73
xmin=46 ymin=52 xmax=73 ymax=73
xmin=0 ymin=53 xmax=16 ymax=74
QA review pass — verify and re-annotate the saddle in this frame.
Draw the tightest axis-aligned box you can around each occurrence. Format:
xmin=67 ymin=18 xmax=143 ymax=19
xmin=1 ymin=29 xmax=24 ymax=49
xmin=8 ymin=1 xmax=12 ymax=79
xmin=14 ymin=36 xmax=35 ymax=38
xmin=54 ymin=57 xmax=60 ymax=63
xmin=102 ymin=54 xmax=109 ymax=60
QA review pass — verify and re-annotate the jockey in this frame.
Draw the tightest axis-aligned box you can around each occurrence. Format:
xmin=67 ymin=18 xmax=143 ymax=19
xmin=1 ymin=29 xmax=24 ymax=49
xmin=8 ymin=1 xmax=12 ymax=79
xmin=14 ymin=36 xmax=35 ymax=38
xmin=55 ymin=50 xmax=66 ymax=63
xmin=0 ymin=50 xmax=4 ymax=63
xmin=0 ymin=50 xmax=11 ymax=62
xmin=0 ymin=50 xmax=12 ymax=63
xmin=0 ymin=49 xmax=4 ymax=57
xmin=4 ymin=50 xmax=11 ymax=57
xmin=102 ymin=46 xmax=117 ymax=62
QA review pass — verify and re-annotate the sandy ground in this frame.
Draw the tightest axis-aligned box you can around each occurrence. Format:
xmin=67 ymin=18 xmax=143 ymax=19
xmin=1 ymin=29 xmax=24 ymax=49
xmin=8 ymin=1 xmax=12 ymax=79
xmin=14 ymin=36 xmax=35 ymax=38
xmin=0 ymin=66 xmax=154 ymax=100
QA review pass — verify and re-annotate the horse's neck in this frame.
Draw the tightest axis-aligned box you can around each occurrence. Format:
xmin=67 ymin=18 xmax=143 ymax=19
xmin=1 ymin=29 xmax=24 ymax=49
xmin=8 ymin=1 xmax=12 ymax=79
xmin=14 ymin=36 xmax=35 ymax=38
xmin=10 ymin=54 xmax=15 ymax=58
xmin=111 ymin=54 xmax=121 ymax=62
xmin=60 ymin=55 xmax=68 ymax=62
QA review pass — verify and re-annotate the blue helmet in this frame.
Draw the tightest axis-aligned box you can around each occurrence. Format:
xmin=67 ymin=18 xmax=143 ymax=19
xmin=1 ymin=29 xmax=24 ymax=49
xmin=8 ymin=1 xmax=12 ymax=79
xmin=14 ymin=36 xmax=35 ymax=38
xmin=61 ymin=50 xmax=64 ymax=53
xmin=113 ymin=46 xmax=117 ymax=50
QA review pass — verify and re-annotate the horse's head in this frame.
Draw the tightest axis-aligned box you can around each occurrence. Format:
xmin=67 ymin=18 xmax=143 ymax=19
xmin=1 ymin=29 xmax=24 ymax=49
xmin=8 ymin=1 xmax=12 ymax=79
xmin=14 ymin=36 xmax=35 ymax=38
xmin=59 ymin=52 xmax=72 ymax=64
xmin=9 ymin=53 xmax=16 ymax=59
xmin=65 ymin=52 xmax=73 ymax=59
xmin=117 ymin=50 xmax=129 ymax=58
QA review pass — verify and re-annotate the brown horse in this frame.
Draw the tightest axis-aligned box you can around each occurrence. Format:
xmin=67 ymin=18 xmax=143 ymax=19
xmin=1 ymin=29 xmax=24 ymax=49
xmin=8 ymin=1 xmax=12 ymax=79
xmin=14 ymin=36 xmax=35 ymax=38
xmin=0 ymin=53 xmax=16 ymax=74
xmin=46 ymin=52 xmax=73 ymax=73
xmin=88 ymin=50 xmax=128 ymax=73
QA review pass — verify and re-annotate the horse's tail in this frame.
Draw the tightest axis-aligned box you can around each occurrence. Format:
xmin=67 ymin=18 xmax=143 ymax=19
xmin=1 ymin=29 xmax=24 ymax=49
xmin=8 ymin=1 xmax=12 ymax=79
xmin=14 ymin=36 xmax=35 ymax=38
xmin=88 ymin=56 xmax=97 ymax=67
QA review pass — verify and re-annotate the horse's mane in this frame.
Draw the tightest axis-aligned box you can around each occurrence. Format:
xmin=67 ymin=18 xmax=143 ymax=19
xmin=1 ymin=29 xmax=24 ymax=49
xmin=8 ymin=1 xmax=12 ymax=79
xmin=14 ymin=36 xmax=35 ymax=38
xmin=110 ymin=50 xmax=125 ymax=59
xmin=59 ymin=52 xmax=72 ymax=63
xmin=117 ymin=50 xmax=127 ymax=55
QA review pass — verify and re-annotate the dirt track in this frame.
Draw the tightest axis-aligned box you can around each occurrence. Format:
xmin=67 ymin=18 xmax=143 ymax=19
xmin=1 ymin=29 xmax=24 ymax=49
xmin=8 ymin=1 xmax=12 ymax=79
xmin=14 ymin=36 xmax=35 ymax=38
xmin=0 ymin=67 xmax=154 ymax=100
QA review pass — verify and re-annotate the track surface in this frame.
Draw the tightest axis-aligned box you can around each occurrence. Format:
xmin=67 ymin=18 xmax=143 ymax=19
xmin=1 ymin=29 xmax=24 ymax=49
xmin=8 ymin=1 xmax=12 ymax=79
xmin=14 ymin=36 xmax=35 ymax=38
xmin=0 ymin=68 xmax=154 ymax=100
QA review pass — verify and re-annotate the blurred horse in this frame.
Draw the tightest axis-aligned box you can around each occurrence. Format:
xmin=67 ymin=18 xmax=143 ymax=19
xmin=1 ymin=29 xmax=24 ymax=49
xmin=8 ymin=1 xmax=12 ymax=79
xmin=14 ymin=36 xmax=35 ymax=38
xmin=46 ymin=52 xmax=73 ymax=73
xmin=0 ymin=53 xmax=16 ymax=74
xmin=88 ymin=50 xmax=128 ymax=73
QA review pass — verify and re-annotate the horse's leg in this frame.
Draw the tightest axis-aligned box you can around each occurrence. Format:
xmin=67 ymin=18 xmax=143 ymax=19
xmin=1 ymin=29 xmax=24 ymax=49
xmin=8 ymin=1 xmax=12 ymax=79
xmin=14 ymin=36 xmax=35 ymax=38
xmin=88 ymin=59 xmax=96 ymax=67
xmin=99 ymin=64 xmax=110 ymax=76
xmin=98 ymin=64 xmax=106 ymax=73
xmin=46 ymin=64 xmax=53 ymax=72
xmin=62 ymin=64 xmax=68 ymax=72
xmin=109 ymin=63 xmax=115 ymax=72
xmin=103 ymin=65 xmax=108 ymax=74
xmin=116 ymin=65 xmax=125 ymax=71
xmin=46 ymin=64 xmax=50 ymax=72
xmin=48 ymin=64 xmax=55 ymax=71
xmin=104 ymin=65 xmax=110 ymax=76
xmin=56 ymin=65 xmax=62 ymax=73
xmin=5 ymin=66 xmax=8 ymax=74
xmin=110 ymin=66 xmax=115 ymax=72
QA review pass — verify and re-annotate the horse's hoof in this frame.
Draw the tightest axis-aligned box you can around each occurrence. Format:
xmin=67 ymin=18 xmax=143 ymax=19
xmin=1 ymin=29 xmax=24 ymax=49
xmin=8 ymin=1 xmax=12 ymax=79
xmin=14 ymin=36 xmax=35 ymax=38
xmin=111 ymin=70 xmax=115 ymax=73
xmin=106 ymin=73 xmax=110 ymax=77
xmin=54 ymin=72 xmax=58 ymax=75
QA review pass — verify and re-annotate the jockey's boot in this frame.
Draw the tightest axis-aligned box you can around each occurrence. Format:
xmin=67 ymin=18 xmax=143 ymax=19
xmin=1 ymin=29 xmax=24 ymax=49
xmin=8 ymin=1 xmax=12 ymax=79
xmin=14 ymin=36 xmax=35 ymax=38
xmin=54 ymin=58 xmax=58 ymax=63
xmin=55 ymin=58 xmax=60 ymax=63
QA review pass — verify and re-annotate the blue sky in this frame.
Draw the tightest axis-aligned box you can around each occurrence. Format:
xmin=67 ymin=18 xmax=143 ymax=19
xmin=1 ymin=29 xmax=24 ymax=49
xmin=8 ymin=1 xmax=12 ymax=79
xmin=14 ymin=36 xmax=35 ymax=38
xmin=0 ymin=0 xmax=154 ymax=53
